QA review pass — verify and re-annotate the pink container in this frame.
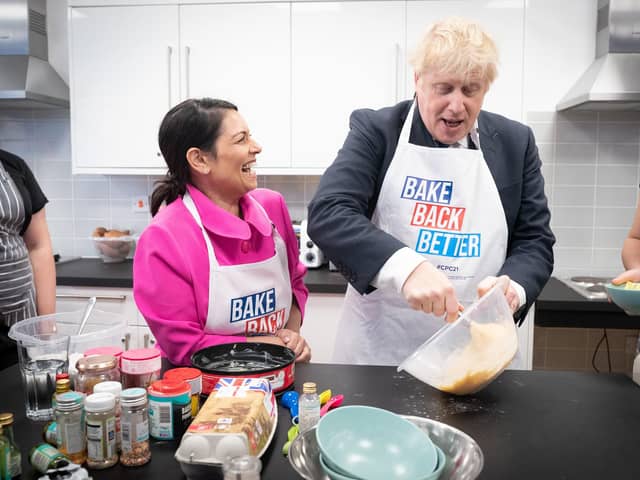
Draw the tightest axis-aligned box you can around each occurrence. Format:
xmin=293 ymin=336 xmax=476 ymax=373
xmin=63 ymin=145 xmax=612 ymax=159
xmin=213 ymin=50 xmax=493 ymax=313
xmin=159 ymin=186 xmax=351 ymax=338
xmin=84 ymin=346 xmax=123 ymax=361
xmin=120 ymin=348 xmax=161 ymax=389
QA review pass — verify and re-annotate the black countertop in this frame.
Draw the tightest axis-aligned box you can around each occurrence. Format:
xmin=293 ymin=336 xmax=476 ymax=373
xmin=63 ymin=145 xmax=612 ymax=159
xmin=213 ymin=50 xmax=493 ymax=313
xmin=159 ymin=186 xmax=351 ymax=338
xmin=56 ymin=259 xmax=638 ymax=328
xmin=4 ymin=362 xmax=640 ymax=479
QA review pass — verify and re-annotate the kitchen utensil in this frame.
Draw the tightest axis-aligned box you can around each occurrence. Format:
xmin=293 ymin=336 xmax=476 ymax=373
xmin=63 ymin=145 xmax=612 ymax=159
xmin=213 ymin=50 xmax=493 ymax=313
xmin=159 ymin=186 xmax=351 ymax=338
xmin=319 ymin=395 xmax=344 ymax=417
xmin=76 ymin=296 xmax=96 ymax=335
xmin=398 ymin=286 xmax=517 ymax=395
xmin=319 ymin=389 xmax=332 ymax=405
xmin=190 ymin=343 xmax=295 ymax=395
xmin=316 ymin=405 xmax=437 ymax=480
xmin=281 ymin=390 xmax=299 ymax=420
xmin=282 ymin=424 xmax=300 ymax=455
xmin=289 ymin=415 xmax=483 ymax=480
xmin=605 ymin=282 xmax=640 ymax=315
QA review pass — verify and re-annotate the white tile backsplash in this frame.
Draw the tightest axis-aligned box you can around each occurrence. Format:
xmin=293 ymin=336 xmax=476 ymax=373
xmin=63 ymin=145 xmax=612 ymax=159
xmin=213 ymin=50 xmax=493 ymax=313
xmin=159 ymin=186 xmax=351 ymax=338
xmin=1 ymin=107 xmax=639 ymax=274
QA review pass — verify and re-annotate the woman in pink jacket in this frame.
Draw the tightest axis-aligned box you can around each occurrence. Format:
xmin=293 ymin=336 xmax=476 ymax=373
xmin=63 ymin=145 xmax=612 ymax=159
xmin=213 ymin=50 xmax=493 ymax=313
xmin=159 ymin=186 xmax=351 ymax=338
xmin=133 ymin=98 xmax=311 ymax=366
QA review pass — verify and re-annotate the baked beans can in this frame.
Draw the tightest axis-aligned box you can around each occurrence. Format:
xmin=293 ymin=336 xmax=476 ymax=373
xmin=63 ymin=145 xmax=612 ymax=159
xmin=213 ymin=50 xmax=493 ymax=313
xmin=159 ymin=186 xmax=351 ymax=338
xmin=164 ymin=368 xmax=202 ymax=417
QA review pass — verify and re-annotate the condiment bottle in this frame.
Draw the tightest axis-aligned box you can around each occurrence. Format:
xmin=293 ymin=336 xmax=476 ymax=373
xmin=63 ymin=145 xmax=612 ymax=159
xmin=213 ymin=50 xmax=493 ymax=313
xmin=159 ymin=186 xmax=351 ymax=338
xmin=52 ymin=378 xmax=72 ymax=411
xmin=147 ymin=379 xmax=192 ymax=441
xmin=0 ymin=425 xmax=9 ymax=480
xmin=93 ymin=381 xmax=122 ymax=452
xmin=85 ymin=392 xmax=118 ymax=469
xmin=120 ymin=348 xmax=161 ymax=390
xmin=28 ymin=444 xmax=71 ymax=474
xmin=298 ymin=382 xmax=320 ymax=433
xmin=223 ymin=455 xmax=262 ymax=480
xmin=75 ymin=355 xmax=120 ymax=394
xmin=43 ymin=421 xmax=58 ymax=446
xmin=0 ymin=413 xmax=20 ymax=478
xmin=55 ymin=392 xmax=87 ymax=464
xmin=120 ymin=388 xmax=151 ymax=467
xmin=163 ymin=367 xmax=202 ymax=417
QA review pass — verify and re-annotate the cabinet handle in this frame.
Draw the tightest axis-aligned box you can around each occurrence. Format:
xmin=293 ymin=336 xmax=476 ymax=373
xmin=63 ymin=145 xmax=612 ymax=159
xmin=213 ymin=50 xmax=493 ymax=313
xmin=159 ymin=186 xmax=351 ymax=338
xmin=167 ymin=45 xmax=173 ymax=107
xmin=55 ymin=294 xmax=126 ymax=302
xmin=143 ymin=332 xmax=156 ymax=348
xmin=185 ymin=46 xmax=191 ymax=98
xmin=122 ymin=332 xmax=131 ymax=351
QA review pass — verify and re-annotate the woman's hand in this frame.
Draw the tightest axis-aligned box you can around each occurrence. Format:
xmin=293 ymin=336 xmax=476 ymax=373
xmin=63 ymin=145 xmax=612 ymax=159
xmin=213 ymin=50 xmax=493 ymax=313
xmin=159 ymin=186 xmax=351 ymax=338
xmin=612 ymin=268 xmax=640 ymax=285
xmin=477 ymin=275 xmax=520 ymax=313
xmin=276 ymin=328 xmax=312 ymax=363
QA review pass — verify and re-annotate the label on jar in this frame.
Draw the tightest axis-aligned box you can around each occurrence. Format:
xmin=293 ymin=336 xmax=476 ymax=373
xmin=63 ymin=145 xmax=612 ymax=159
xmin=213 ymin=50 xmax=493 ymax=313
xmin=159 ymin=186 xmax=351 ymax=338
xmin=87 ymin=416 xmax=116 ymax=460
xmin=121 ymin=412 xmax=149 ymax=452
xmin=149 ymin=399 xmax=173 ymax=440
xmin=60 ymin=420 xmax=85 ymax=455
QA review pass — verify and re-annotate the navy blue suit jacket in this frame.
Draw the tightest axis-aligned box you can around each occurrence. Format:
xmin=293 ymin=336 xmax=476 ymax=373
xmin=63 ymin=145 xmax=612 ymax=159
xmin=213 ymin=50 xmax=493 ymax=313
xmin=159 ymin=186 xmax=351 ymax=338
xmin=307 ymin=100 xmax=555 ymax=323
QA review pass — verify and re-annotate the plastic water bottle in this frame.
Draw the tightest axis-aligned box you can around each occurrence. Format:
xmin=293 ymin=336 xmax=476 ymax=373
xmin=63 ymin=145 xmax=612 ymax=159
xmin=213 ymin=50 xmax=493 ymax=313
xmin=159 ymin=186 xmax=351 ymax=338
xmin=298 ymin=382 xmax=320 ymax=433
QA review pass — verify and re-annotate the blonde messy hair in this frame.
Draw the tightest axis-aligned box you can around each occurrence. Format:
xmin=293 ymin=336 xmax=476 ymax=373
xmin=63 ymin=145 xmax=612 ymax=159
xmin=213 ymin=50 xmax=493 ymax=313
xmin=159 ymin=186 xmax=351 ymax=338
xmin=410 ymin=17 xmax=498 ymax=85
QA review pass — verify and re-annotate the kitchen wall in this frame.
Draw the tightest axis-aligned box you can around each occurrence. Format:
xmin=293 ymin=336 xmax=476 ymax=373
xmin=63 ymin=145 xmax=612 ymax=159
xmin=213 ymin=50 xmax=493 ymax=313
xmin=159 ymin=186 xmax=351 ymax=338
xmin=0 ymin=107 xmax=320 ymax=257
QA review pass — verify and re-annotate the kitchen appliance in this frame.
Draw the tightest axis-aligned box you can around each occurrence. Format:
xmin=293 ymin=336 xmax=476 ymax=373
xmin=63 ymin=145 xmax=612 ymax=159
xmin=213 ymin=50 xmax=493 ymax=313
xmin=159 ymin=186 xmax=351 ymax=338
xmin=556 ymin=276 xmax=611 ymax=300
xmin=0 ymin=0 xmax=69 ymax=108
xmin=299 ymin=219 xmax=326 ymax=269
xmin=557 ymin=0 xmax=640 ymax=111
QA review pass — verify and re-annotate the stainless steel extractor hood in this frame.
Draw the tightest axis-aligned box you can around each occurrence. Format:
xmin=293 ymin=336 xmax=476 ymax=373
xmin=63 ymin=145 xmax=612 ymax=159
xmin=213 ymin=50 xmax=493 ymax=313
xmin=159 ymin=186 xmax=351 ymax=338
xmin=0 ymin=0 xmax=69 ymax=108
xmin=556 ymin=0 xmax=640 ymax=111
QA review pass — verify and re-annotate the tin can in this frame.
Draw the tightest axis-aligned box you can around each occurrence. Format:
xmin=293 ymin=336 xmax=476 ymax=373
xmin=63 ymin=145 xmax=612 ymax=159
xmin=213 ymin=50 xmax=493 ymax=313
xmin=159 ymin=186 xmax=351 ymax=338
xmin=147 ymin=379 xmax=191 ymax=441
xmin=164 ymin=367 xmax=202 ymax=417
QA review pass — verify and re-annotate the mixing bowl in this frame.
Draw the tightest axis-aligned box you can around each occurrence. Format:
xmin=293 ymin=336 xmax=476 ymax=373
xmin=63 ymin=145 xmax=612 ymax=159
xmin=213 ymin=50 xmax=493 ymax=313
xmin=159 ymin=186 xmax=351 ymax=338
xmin=605 ymin=282 xmax=640 ymax=315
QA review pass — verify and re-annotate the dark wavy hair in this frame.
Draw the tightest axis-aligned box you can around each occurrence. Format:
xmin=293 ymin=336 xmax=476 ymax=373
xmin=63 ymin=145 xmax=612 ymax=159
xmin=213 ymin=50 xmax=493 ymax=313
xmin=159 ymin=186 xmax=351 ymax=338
xmin=150 ymin=98 xmax=238 ymax=216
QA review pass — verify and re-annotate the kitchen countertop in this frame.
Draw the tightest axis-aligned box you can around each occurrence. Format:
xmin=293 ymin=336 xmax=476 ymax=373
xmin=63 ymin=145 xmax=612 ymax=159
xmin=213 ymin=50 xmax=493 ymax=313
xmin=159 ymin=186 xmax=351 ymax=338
xmin=56 ymin=258 xmax=637 ymax=327
xmin=3 ymin=361 xmax=640 ymax=479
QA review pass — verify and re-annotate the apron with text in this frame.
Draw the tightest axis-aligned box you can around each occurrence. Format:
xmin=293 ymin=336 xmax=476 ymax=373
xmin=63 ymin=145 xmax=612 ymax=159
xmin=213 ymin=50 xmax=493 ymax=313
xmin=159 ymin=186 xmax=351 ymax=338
xmin=183 ymin=191 xmax=292 ymax=336
xmin=333 ymin=101 xmax=508 ymax=365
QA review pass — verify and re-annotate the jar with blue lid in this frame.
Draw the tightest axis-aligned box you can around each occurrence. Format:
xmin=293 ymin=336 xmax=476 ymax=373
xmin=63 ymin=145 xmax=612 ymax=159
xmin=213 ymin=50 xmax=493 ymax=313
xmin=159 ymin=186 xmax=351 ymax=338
xmin=147 ymin=379 xmax=192 ymax=441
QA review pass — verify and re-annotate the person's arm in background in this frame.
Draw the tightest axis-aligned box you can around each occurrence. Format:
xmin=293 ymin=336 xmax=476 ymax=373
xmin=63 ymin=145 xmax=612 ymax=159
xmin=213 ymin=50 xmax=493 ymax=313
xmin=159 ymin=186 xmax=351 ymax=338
xmin=23 ymin=209 xmax=55 ymax=315
xmin=612 ymin=196 xmax=640 ymax=284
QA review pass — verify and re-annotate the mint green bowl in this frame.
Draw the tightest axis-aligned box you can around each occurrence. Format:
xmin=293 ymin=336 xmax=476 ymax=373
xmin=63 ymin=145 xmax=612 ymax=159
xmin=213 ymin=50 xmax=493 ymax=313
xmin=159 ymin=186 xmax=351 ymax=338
xmin=605 ymin=283 xmax=640 ymax=315
xmin=316 ymin=405 xmax=438 ymax=480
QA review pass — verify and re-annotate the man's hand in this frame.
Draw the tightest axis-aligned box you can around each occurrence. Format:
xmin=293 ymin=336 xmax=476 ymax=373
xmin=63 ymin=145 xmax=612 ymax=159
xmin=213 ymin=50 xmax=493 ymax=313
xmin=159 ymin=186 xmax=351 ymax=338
xmin=477 ymin=275 xmax=519 ymax=313
xmin=401 ymin=261 xmax=461 ymax=322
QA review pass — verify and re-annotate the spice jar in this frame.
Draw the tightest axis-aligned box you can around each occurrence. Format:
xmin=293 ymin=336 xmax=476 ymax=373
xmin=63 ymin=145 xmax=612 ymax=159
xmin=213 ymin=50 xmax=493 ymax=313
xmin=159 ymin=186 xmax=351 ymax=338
xmin=29 ymin=444 xmax=71 ymax=474
xmin=83 ymin=346 xmax=123 ymax=362
xmin=0 ymin=412 xmax=21 ymax=477
xmin=120 ymin=348 xmax=161 ymax=390
xmin=85 ymin=392 xmax=118 ymax=469
xmin=120 ymin=388 xmax=151 ymax=467
xmin=93 ymin=381 xmax=122 ymax=452
xmin=55 ymin=392 xmax=87 ymax=464
xmin=164 ymin=367 xmax=202 ymax=417
xmin=148 ymin=379 xmax=192 ymax=441
xmin=75 ymin=355 xmax=120 ymax=394
xmin=43 ymin=421 xmax=58 ymax=445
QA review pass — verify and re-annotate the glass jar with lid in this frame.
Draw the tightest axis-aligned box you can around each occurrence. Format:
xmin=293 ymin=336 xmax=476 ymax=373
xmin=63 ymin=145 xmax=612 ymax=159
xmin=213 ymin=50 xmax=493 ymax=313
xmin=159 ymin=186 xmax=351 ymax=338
xmin=75 ymin=355 xmax=120 ymax=394
xmin=85 ymin=392 xmax=118 ymax=469
xmin=119 ymin=388 xmax=151 ymax=467
xmin=120 ymin=348 xmax=161 ymax=390
xmin=55 ymin=392 xmax=87 ymax=465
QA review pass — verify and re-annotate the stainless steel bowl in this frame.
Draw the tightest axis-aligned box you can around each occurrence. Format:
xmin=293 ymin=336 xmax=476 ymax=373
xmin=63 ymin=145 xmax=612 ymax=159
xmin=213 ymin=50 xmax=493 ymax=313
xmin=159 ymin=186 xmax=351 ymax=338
xmin=288 ymin=415 xmax=483 ymax=480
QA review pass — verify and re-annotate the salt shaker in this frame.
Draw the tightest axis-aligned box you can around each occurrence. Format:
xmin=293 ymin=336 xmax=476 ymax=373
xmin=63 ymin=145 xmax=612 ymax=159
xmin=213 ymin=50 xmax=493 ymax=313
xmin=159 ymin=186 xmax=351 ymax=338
xmin=223 ymin=455 xmax=261 ymax=480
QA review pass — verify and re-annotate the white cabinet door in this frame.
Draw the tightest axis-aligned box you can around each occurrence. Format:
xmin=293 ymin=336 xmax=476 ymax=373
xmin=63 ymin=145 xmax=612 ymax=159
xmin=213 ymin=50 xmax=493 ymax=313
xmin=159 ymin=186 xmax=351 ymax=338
xmin=301 ymin=293 xmax=344 ymax=364
xmin=406 ymin=0 xmax=525 ymax=122
xmin=291 ymin=2 xmax=405 ymax=172
xmin=69 ymin=5 xmax=179 ymax=174
xmin=180 ymin=4 xmax=291 ymax=170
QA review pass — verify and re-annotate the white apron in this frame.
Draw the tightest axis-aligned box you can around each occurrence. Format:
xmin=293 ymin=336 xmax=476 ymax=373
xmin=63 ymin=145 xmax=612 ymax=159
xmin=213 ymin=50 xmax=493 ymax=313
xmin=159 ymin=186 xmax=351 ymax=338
xmin=183 ymin=191 xmax=292 ymax=336
xmin=333 ymin=102 xmax=508 ymax=365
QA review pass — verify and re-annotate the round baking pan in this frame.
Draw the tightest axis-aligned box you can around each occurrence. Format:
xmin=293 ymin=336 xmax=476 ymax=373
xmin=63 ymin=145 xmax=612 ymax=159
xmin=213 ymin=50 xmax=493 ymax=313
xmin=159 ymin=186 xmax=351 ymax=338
xmin=191 ymin=342 xmax=295 ymax=395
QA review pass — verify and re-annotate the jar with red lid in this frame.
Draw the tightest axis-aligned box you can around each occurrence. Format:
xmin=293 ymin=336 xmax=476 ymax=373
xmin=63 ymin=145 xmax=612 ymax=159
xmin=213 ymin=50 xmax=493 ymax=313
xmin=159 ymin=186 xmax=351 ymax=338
xmin=84 ymin=346 xmax=123 ymax=363
xmin=147 ymin=379 xmax=192 ymax=441
xmin=75 ymin=355 xmax=120 ymax=394
xmin=120 ymin=348 xmax=161 ymax=390
xmin=164 ymin=367 xmax=202 ymax=417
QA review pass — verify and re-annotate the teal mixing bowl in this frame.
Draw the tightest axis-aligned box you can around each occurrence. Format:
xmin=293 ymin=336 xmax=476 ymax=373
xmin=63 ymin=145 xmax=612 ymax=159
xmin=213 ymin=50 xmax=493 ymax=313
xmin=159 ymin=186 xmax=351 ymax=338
xmin=316 ymin=405 xmax=438 ymax=480
xmin=605 ymin=283 xmax=640 ymax=315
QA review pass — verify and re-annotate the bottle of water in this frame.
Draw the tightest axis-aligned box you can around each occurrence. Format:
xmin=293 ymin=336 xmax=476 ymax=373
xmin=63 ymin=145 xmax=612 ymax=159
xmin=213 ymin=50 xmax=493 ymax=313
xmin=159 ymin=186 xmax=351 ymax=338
xmin=298 ymin=382 xmax=320 ymax=433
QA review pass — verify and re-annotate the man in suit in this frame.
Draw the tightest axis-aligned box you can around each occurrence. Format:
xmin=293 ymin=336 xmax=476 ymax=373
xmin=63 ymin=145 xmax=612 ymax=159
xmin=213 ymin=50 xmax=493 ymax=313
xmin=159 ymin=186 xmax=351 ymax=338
xmin=307 ymin=17 xmax=555 ymax=365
